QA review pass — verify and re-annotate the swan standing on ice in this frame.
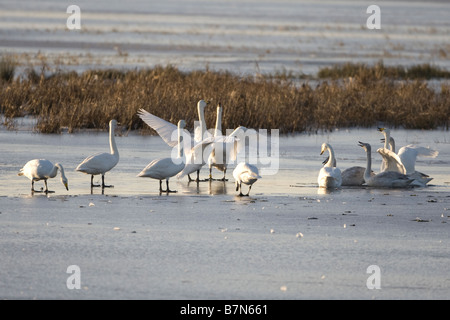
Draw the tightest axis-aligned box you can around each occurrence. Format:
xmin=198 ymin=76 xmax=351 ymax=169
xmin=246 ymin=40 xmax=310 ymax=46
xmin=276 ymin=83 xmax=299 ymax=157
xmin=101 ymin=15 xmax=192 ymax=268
xmin=233 ymin=162 xmax=261 ymax=196
xmin=358 ymin=141 xmax=413 ymax=188
xmin=76 ymin=119 xmax=119 ymax=188
xmin=137 ymin=120 xmax=187 ymax=193
xmin=378 ymin=127 xmax=438 ymax=186
xmin=318 ymin=143 xmax=342 ymax=189
xmin=18 ymin=159 xmax=69 ymax=193
xmin=208 ymin=104 xmax=227 ymax=180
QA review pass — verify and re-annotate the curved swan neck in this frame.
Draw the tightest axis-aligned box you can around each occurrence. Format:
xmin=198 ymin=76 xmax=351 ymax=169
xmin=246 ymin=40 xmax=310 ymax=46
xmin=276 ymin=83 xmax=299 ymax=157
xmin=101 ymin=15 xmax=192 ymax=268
xmin=109 ymin=122 xmax=119 ymax=156
xmin=55 ymin=163 xmax=67 ymax=180
xmin=389 ymin=137 xmax=396 ymax=153
xmin=325 ymin=144 xmax=336 ymax=167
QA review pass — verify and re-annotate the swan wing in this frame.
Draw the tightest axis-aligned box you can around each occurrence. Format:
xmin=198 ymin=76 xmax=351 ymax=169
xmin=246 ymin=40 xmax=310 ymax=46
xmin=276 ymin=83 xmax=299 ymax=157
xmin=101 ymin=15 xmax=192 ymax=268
xmin=397 ymin=145 xmax=439 ymax=175
xmin=341 ymin=166 xmax=366 ymax=186
xmin=76 ymin=152 xmax=118 ymax=174
xmin=138 ymin=158 xmax=184 ymax=179
xmin=377 ymin=147 xmax=406 ymax=174
xmin=138 ymin=109 xmax=178 ymax=147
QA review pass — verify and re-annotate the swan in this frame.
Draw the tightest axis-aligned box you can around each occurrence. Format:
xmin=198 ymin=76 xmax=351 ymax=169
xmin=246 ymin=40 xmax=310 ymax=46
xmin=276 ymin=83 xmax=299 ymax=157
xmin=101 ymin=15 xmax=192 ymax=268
xmin=376 ymin=128 xmax=406 ymax=174
xmin=18 ymin=159 xmax=68 ymax=193
xmin=378 ymin=127 xmax=438 ymax=186
xmin=318 ymin=143 xmax=342 ymax=189
xmin=138 ymin=100 xmax=210 ymax=181
xmin=137 ymin=120 xmax=187 ymax=193
xmin=76 ymin=119 xmax=119 ymax=188
xmin=358 ymin=141 xmax=413 ymax=188
xmin=208 ymin=104 xmax=225 ymax=180
xmin=233 ymin=162 xmax=261 ymax=196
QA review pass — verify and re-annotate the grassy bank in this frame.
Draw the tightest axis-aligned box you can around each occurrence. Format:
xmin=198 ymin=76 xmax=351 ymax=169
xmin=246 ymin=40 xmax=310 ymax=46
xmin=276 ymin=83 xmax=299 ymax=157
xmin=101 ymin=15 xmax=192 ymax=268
xmin=1 ymin=61 xmax=449 ymax=134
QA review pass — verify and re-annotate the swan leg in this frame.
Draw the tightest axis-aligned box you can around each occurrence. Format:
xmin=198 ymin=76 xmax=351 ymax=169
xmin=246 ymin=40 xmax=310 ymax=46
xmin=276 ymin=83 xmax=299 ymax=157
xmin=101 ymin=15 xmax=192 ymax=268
xmin=44 ymin=179 xmax=55 ymax=194
xmin=221 ymin=169 xmax=228 ymax=181
xmin=165 ymin=179 xmax=177 ymax=193
xmin=245 ymin=185 xmax=252 ymax=196
xmin=31 ymin=179 xmax=44 ymax=193
xmin=101 ymin=174 xmax=114 ymax=188
xmin=91 ymin=175 xmax=101 ymax=188
xmin=238 ymin=182 xmax=245 ymax=196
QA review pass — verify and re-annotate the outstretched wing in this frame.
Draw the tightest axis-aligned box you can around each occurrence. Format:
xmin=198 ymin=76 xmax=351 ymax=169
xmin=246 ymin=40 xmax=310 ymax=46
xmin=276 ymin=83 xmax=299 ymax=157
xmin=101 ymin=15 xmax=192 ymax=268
xmin=137 ymin=109 xmax=178 ymax=147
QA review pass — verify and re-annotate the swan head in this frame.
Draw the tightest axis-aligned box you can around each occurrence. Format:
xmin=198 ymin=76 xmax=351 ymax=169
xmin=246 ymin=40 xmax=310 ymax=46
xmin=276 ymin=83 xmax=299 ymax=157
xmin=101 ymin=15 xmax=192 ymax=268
xmin=177 ymin=119 xmax=186 ymax=129
xmin=109 ymin=119 xmax=117 ymax=128
xmin=62 ymin=177 xmax=69 ymax=191
xmin=320 ymin=143 xmax=330 ymax=155
xmin=377 ymin=127 xmax=390 ymax=135
xmin=55 ymin=163 xmax=69 ymax=191
xmin=358 ymin=141 xmax=371 ymax=152
xmin=197 ymin=100 xmax=210 ymax=110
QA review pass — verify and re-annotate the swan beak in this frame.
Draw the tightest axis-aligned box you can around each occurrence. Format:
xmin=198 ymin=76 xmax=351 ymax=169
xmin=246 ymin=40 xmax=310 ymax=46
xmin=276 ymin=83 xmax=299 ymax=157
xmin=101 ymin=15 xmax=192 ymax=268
xmin=64 ymin=182 xmax=69 ymax=191
xmin=320 ymin=150 xmax=324 ymax=155
xmin=377 ymin=127 xmax=384 ymax=132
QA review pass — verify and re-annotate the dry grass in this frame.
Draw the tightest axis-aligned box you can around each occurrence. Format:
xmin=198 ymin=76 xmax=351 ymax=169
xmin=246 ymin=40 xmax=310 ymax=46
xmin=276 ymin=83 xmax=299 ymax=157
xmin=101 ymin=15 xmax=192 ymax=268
xmin=1 ymin=64 xmax=449 ymax=134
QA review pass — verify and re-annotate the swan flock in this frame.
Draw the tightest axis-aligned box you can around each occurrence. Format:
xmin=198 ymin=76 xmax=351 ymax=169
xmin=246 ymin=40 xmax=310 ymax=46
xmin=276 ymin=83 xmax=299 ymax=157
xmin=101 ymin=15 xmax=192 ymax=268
xmin=18 ymin=101 xmax=439 ymax=195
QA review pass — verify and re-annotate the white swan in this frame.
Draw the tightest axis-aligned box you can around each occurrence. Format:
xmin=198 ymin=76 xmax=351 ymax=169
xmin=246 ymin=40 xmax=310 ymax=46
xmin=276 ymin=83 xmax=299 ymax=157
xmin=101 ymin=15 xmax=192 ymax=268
xmin=208 ymin=104 xmax=228 ymax=181
xmin=318 ymin=143 xmax=342 ymax=189
xmin=358 ymin=141 xmax=413 ymax=188
xmin=378 ymin=127 xmax=438 ymax=186
xmin=376 ymin=128 xmax=406 ymax=174
xmin=76 ymin=119 xmax=119 ymax=188
xmin=233 ymin=162 xmax=261 ymax=196
xmin=138 ymin=100 xmax=210 ymax=182
xmin=18 ymin=159 xmax=68 ymax=193
xmin=137 ymin=105 xmax=237 ymax=182
xmin=137 ymin=120 xmax=187 ymax=193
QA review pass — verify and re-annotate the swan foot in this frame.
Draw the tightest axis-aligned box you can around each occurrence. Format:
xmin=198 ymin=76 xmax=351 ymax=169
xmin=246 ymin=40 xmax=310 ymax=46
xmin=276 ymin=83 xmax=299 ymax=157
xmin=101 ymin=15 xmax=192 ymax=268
xmin=161 ymin=189 xmax=177 ymax=193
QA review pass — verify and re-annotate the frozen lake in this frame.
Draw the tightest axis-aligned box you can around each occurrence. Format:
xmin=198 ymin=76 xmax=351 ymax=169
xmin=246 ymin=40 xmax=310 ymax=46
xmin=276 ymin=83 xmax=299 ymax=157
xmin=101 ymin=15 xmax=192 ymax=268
xmin=1 ymin=0 xmax=450 ymax=301
xmin=1 ymin=127 xmax=450 ymax=299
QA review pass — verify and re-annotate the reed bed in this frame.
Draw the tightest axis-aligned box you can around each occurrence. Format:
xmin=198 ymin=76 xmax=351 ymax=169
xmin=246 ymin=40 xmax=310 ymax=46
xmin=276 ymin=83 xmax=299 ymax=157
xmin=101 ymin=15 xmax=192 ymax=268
xmin=1 ymin=63 xmax=449 ymax=134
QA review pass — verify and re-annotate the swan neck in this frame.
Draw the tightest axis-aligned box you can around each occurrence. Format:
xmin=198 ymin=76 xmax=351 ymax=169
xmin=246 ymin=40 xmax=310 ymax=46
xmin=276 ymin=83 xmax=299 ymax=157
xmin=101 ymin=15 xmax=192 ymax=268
xmin=389 ymin=137 xmax=396 ymax=153
xmin=326 ymin=145 xmax=336 ymax=167
xmin=55 ymin=163 xmax=66 ymax=180
xmin=215 ymin=107 xmax=222 ymax=136
xmin=364 ymin=146 xmax=372 ymax=180
xmin=198 ymin=105 xmax=206 ymax=138
xmin=109 ymin=123 xmax=118 ymax=156
xmin=383 ymin=131 xmax=390 ymax=149
xmin=178 ymin=125 xmax=184 ymax=158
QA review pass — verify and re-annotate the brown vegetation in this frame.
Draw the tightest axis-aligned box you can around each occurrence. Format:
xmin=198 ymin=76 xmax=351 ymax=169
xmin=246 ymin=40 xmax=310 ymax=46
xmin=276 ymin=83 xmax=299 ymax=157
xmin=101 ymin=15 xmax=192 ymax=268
xmin=1 ymin=62 xmax=449 ymax=134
